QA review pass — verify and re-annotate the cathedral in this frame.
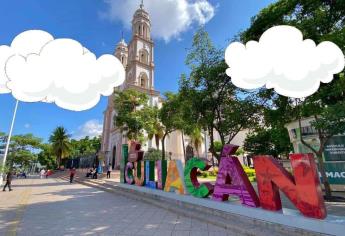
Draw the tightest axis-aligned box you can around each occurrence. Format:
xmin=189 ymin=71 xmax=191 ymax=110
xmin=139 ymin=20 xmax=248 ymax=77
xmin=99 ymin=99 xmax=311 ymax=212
xmin=100 ymin=2 xmax=185 ymax=169
xmin=101 ymin=2 xmax=248 ymax=169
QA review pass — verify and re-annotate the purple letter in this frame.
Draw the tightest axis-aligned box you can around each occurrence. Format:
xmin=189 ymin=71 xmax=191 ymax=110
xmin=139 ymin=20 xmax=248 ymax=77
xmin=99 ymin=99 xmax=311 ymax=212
xmin=212 ymin=144 xmax=260 ymax=207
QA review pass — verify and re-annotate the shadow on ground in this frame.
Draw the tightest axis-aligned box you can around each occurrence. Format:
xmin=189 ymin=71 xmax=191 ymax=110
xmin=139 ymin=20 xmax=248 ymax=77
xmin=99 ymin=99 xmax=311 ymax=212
xmin=0 ymin=178 xmax=227 ymax=236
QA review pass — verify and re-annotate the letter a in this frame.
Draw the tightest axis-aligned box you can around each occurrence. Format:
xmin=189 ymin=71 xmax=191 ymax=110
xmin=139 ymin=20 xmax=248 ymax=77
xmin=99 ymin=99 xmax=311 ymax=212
xmin=164 ymin=160 xmax=185 ymax=194
xmin=212 ymin=145 xmax=260 ymax=207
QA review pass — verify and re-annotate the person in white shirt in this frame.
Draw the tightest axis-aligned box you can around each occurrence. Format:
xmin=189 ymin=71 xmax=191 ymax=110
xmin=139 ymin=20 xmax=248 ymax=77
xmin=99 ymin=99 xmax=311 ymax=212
xmin=40 ymin=169 xmax=46 ymax=179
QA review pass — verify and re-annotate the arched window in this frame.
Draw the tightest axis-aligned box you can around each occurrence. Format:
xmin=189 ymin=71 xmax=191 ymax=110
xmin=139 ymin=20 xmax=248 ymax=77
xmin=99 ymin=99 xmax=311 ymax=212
xmin=138 ymin=25 xmax=141 ymax=35
xmin=139 ymin=73 xmax=148 ymax=88
xmin=143 ymin=25 xmax=146 ymax=38
xmin=139 ymin=49 xmax=149 ymax=64
xmin=140 ymin=78 xmax=146 ymax=87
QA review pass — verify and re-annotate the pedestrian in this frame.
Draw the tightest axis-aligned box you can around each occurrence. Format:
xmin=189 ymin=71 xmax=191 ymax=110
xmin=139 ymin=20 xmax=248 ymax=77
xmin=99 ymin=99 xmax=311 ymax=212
xmin=107 ymin=163 xmax=111 ymax=179
xmin=92 ymin=167 xmax=97 ymax=179
xmin=70 ymin=168 xmax=76 ymax=183
xmin=3 ymin=171 xmax=13 ymax=192
xmin=86 ymin=168 xmax=93 ymax=178
xmin=40 ymin=169 xmax=46 ymax=179
xmin=46 ymin=169 xmax=52 ymax=178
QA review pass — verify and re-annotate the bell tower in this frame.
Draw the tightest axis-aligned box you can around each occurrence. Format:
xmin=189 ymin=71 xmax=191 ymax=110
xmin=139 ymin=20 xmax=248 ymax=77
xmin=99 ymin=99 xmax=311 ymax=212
xmin=114 ymin=33 xmax=128 ymax=68
xmin=126 ymin=0 xmax=155 ymax=90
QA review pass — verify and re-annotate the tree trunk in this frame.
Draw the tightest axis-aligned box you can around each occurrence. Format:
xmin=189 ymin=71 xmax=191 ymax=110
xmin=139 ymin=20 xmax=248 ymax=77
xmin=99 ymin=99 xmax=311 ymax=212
xmin=297 ymin=108 xmax=332 ymax=198
xmin=181 ymin=131 xmax=186 ymax=162
xmin=195 ymin=145 xmax=200 ymax=158
xmin=211 ymin=153 xmax=215 ymax=167
xmin=161 ymin=133 xmax=167 ymax=160
xmin=57 ymin=156 xmax=61 ymax=169
xmin=57 ymin=149 xmax=62 ymax=169
xmin=316 ymin=152 xmax=332 ymax=198
xmin=208 ymin=127 xmax=220 ymax=165
xmin=155 ymin=134 xmax=160 ymax=150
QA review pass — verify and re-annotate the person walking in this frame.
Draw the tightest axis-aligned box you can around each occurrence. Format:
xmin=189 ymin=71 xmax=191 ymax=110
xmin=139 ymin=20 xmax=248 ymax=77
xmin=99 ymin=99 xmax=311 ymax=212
xmin=3 ymin=171 xmax=13 ymax=192
xmin=40 ymin=169 xmax=46 ymax=179
xmin=69 ymin=168 xmax=76 ymax=183
xmin=106 ymin=164 xmax=111 ymax=179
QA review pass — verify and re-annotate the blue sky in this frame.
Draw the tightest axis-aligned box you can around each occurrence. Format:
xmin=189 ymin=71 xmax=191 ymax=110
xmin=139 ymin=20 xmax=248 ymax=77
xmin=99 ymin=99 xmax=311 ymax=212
xmin=0 ymin=0 xmax=276 ymax=142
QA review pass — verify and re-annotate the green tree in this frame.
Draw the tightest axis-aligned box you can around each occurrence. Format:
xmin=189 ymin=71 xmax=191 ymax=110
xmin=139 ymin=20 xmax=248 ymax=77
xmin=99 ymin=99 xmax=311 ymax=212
xmin=244 ymin=127 xmax=292 ymax=158
xmin=37 ymin=143 xmax=57 ymax=169
xmin=240 ymin=0 xmax=345 ymax=198
xmin=1 ymin=133 xmax=42 ymax=168
xmin=159 ymin=92 xmax=186 ymax=159
xmin=143 ymin=106 xmax=164 ymax=149
xmin=114 ymin=89 xmax=149 ymax=142
xmin=0 ymin=131 xmax=6 ymax=157
xmin=188 ymin=127 xmax=204 ymax=158
xmin=70 ymin=136 xmax=101 ymax=157
xmin=180 ymin=28 xmax=261 ymax=164
xmin=49 ymin=126 xmax=71 ymax=167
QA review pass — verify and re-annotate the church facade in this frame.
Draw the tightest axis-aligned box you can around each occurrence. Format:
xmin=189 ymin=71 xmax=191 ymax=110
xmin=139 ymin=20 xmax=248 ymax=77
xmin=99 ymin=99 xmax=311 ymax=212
xmin=101 ymin=3 xmax=185 ymax=169
xmin=101 ymin=3 xmax=248 ymax=169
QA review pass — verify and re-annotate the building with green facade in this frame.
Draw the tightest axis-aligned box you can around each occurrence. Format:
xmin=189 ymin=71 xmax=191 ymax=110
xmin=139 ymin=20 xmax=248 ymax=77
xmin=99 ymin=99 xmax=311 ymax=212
xmin=285 ymin=117 xmax=345 ymax=188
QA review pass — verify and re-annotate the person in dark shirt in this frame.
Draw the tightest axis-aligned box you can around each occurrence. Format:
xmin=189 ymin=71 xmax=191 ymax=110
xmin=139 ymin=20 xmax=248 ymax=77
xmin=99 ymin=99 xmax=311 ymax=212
xmin=3 ymin=171 xmax=13 ymax=191
xmin=92 ymin=168 xmax=98 ymax=179
xmin=106 ymin=164 xmax=111 ymax=179
xmin=69 ymin=168 xmax=76 ymax=183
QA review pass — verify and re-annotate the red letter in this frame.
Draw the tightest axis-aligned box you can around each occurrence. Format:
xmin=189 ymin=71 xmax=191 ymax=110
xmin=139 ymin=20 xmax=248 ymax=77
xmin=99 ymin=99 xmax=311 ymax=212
xmin=254 ymin=154 xmax=326 ymax=219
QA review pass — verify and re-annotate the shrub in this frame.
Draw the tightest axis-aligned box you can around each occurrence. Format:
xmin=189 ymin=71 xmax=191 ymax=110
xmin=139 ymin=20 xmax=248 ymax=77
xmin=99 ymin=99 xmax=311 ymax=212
xmin=144 ymin=148 xmax=162 ymax=161
xmin=242 ymin=165 xmax=256 ymax=182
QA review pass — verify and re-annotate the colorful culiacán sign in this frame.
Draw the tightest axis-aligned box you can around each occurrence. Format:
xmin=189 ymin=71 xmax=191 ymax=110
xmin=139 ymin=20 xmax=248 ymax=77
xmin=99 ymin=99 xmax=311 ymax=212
xmin=121 ymin=142 xmax=326 ymax=220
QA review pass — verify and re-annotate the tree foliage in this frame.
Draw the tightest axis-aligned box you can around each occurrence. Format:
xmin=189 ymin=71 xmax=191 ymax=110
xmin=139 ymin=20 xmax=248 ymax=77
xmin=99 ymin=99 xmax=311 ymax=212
xmin=159 ymin=92 xmax=187 ymax=158
xmin=241 ymin=0 xmax=345 ymax=197
xmin=70 ymin=136 xmax=101 ymax=157
xmin=180 ymin=27 xmax=261 ymax=163
xmin=0 ymin=133 xmax=42 ymax=168
xmin=37 ymin=143 xmax=56 ymax=170
xmin=114 ymin=89 xmax=150 ymax=142
xmin=49 ymin=126 xmax=72 ymax=167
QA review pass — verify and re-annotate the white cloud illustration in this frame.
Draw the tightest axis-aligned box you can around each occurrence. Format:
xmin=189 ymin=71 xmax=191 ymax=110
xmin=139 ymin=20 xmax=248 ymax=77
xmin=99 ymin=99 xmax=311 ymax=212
xmin=101 ymin=0 xmax=215 ymax=42
xmin=0 ymin=46 xmax=13 ymax=93
xmin=225 ymin=25 xmax=345 ymax=98
xmin=0 ymin=30 xmax=125 ymax=111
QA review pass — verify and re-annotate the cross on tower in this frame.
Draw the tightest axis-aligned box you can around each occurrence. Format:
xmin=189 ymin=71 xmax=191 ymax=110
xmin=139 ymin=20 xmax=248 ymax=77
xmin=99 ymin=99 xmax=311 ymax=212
xmin=140 ymin=0 xmax=144 ymax=9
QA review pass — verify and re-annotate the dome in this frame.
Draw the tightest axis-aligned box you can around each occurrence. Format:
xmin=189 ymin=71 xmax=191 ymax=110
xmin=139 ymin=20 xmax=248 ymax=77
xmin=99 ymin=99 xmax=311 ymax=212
xmin=133 ymin=3 xmax=150 ymax=22
xmin=116 ymin=38 xmax=127 ymax=48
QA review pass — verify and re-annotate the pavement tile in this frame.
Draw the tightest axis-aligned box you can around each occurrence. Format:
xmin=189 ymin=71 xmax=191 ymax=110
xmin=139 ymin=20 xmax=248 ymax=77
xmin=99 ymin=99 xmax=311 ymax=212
xmin=2 ymin=177 xmax=307 ymax=236
xmin=153 ymin=229 xmax=173 ymax=236
xmin=171 ymin=230 xmax=190 ymax=236
xmin=190 ymin=230 xmax=209 ymax=236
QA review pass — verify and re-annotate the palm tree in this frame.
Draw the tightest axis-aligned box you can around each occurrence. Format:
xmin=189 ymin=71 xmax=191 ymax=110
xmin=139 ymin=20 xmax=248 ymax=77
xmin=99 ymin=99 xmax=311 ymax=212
xmin=189 ymin=127 xmax=204 ymax=158
xmin=49 ymin=126 xmax=71 ymax=168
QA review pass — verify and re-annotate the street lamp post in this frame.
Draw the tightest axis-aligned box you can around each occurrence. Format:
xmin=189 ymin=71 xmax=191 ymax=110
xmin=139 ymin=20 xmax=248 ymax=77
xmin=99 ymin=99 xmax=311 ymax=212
xmin=0 ymin=100 xmax=19 ymax=187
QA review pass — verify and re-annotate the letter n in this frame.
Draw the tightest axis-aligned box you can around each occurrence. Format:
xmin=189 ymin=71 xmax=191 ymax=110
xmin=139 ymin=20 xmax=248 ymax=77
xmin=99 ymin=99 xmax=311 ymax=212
xmin=254 ymin=154 xmax=326 ymax=219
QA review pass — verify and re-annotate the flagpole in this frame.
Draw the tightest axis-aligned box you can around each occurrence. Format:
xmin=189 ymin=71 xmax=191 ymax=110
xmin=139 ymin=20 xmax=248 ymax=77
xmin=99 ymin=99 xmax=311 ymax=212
xmin=1 ymin=99 xmax=19 ymax=187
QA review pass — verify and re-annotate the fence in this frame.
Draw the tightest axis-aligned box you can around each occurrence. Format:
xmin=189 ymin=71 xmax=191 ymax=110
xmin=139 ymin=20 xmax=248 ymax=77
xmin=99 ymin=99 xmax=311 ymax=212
xmin=65 ymin=154 xmax=97 ymax=169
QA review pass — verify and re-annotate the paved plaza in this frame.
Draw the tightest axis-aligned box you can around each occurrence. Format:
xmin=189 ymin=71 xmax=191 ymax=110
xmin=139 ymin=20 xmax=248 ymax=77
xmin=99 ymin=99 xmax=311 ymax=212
xmin=0 ymin=177 xmax=233 ymax=236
